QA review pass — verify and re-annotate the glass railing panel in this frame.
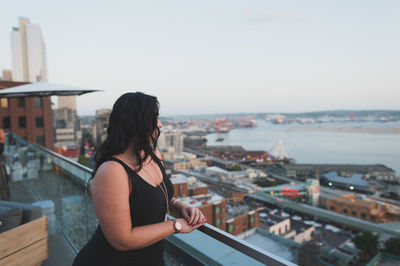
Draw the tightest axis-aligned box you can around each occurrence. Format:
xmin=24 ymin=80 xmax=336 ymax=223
xmin=5 ymin=134 xmax=95 ymax=251
xmin=84 ymin=171 xmax=99 ymax=243
xmin=4 ymin=133 xmax=294 ymax=265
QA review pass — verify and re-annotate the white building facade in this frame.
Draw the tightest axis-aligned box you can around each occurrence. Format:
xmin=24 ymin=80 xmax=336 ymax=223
xmin=10 ymin=17 xmax=47 ymax=82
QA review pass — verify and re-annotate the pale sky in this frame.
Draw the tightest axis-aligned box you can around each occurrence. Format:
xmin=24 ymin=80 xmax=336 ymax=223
xmin=0 ymin=0 xmax=399 ymax=116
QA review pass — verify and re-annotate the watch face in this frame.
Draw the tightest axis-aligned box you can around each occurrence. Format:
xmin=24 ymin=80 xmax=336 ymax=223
xmin=175 ymin=221 xmax=182 ymax=231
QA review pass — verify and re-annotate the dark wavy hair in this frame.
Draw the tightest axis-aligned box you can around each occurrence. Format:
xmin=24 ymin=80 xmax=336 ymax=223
xmin=93 ymin=92 xmax=160 ymax=177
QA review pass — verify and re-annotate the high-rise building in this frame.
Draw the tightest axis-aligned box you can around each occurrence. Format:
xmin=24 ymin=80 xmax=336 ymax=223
xmin=158 ymin=129 xmax=184 ymax=153
xmin=94 ymin=109 xmax=111 ymax=146
xmin=53 ymin=108 xmax=80 ymax=145
xmin=58 ymin=95 xmax=77 ymax=110
xmin=10 ymin=17 xmax=47 ymax=83
xmin=1 ymin=70 xmax=12 ymax=81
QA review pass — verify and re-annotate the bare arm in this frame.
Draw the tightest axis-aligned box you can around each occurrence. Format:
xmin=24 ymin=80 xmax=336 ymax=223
xmin=153 ymin=149 xmax=206 ymax=226
xmin=91 ymin=161 xmax=202 ymax=251
xmin=170 ymin=197 xmax=206 ymax=226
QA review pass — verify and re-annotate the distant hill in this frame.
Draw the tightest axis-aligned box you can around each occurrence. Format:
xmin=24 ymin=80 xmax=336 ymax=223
xmin=162 ymin=110 xmax=400 ymax=120
xmin=279 ymin=110 xmax=400 ymax=118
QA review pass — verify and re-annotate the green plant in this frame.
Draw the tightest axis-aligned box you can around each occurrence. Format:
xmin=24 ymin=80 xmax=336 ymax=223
xmin=78 ymin=154 xmax=89 ymax=166
xmin=353 ymin=231 xmax=379 ymax=261
xmin=231 ymin=165 xmax=242 ymax=171
xmin=385 ymin=237 xmax=400 ymax=256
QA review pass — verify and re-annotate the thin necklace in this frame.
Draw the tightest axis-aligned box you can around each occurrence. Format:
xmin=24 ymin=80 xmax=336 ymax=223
xmin=150 ymin=162 xmax=170 ymax=215
xmin=142 ymin=162 xmax=170 ymax=215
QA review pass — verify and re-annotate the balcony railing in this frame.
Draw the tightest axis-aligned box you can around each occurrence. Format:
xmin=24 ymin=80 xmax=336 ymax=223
xmin=4 ymin=133 xmax=295 ymax=266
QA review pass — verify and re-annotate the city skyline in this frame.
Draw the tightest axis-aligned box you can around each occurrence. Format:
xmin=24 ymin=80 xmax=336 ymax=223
xmin=0 ymin=1 xmax=399 ymax=116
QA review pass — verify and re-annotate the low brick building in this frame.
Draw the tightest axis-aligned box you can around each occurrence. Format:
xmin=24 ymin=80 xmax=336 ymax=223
xmin=327 ymin=194 xmax=400 ymax=223
xmin=226 ymin=203 xmax=260 ymax=235
xmin=258 ymin=211 xmax=315 ymax=244
xmin=170 ymin=174 xmax=189 ymax=198
xmin=179 ymin=192 xmax=227 ymax=231
xmin=0 ymin=81 xmax=54 ymax=149
xmin=170 ymin=174 xmax=227 ymax=230
xmin=164 ymin=158 xmax=207 ymax=171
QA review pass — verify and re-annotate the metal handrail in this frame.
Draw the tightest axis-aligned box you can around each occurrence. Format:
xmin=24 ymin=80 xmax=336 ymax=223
xmin=9 ymin=133 xmax=295 ymax=265
xmin=199 ymin=223 xmax=296 ymax=265
xmin=9 ymin=133 xmax=93 ymax=174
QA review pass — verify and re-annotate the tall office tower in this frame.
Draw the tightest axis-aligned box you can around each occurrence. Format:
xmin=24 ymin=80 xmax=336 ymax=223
xmin=1 ymin=70 xmax=12 ymax=81
xmin=58 ymin=95 xmax=77 ymax=110
xmin=10 ymin=17 xmax=47 ymax=82
xmin=95 ymin=109 xmax=111 ymax=146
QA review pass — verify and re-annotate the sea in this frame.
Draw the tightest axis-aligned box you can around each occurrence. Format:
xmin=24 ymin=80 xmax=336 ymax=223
xmin=206 ymin=120 xmax=400 ymax=177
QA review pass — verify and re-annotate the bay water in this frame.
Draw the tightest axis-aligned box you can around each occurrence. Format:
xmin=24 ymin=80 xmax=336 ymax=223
xmin=206 ymin=120 xmax=400 ymax=176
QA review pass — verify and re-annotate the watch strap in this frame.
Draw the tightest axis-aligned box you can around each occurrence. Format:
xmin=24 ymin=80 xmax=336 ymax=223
xmin=168 ymin=216 xmax=180 ymax=233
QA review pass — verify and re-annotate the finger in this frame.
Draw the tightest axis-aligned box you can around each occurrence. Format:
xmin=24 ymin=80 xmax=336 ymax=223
xmin=182 ymin=208 xmax=189 ymax=220
xmin=194 ymin=209 xmax=201 ymax=225
xmin=191 ymin=209 xmax=201 ymax=225
xmin=188 ymin=208 xmax=195 ymax=225
xmin=192 ymin=222 xmax=204 ymax=230
xmin=190 ymin=209 xmax=198 ymax=225
xmin=200 ymin=212 xmax=206 ymax=223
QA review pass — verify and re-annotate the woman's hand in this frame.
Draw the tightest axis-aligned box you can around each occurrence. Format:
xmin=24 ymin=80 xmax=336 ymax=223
xmin=176 ymin=218 xmax=203 ymax=233
xmin=181 ymin=206 xmax=206 ymax=226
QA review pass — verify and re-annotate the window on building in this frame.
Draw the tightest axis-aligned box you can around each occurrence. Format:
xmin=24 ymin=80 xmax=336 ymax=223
xmin=371 ymin=216 xmax=376 ymax=221
xmin=35 ymin=116 xmax=44 ymax=128
xmin=352 ymin=211 xmax=357 ymax=216
xmin=250 ymin=216 xmax=255 ymax=224
xmin=343 ymin=209 xmax=348 ymax=214
xmin=56 ymin=119 xmax=66 ymax=129
xmin=17 ymin=98 xmax=25 ymax=108
xmin=36 ymin=136 xmax=44 ymax=146
xmin=243 ymin=218 xmax=246 ymax=225
xmin=279 ymin=228 xmax=281 ymax=235
xmin=0 ymin=98 xmax=8 ymax=108
xmin=228 ymin=224 xmax=234 ymax=233
xmin=19 ymin=116 xmax=26 ymax=128
xmin=215 ymin=218 xmax=221 ymax=227
xmin=361 ymin=213 xmax=366 ymax=218
xmin=34 ymin=97 xmax=42 ymax=108
xmin=3 ymin=117 xmax=10 ymax=129
xmin=214 ymin=205 xmax=220 ymax=215
xmin=330 ymin=206 xmax=335 ymax=211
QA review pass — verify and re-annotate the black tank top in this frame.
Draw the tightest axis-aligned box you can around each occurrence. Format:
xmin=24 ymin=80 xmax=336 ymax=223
xmin=73 ymin=155 xmax=174 ymax=266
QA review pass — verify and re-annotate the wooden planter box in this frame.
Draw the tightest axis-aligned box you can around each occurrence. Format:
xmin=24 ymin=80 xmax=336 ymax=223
xmin=0 ymin=216 xmax=49 ymax=266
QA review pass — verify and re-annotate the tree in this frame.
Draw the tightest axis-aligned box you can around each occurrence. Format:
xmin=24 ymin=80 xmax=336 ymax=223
xmin=385 ymin=237 xmax=400 ymax=256
xmin=298 ymin=241 xmax=323 ymax=266
xmin=78 ymin=154 xmax=89 ymax=167
xmin=231 ymin=165 xmax=242 ymax=171
xmin=353 ymin=231 xmax=379 ymax=261
xmin=253 ymin=178 xmax=277 ymax=187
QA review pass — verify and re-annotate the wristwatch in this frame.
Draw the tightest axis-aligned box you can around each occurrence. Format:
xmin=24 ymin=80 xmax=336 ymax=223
xmin=169 ymin=217 xmax=182 ymax=233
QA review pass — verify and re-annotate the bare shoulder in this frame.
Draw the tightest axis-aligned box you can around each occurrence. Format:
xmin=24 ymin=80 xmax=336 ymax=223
xmin=91 ymin=160 xmax=130 ymax=192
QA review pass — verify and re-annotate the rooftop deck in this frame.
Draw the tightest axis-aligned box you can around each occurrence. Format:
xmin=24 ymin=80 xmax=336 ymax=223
xmin=3 ymin=133 xmax=294 ymax=266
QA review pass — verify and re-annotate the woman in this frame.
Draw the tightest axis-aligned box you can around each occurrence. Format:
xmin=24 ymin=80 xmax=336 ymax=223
xmin=73 ymin=92 xmax=205 ymax=266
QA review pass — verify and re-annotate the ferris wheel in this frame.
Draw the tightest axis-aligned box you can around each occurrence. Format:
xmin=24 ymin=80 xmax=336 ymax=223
xmin=263 ymin=121 xmax=292 ymax=160
xmin=269 ymin=140 xmax=288 ymax=160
